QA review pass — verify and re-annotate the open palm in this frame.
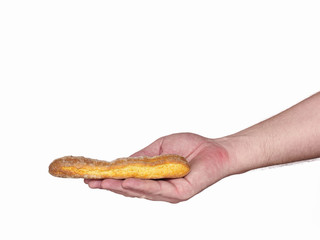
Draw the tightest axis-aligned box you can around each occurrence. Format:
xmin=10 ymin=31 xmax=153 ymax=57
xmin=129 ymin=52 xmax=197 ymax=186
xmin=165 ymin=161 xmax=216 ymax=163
xmin=85 ymin=133 xmax=230 ymax=203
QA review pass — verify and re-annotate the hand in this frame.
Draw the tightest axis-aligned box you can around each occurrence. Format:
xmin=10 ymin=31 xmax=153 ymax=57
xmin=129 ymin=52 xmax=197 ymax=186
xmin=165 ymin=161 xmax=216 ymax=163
xmin=84 ymin=133 xmax=231 ymax=203
xmin=85 ymin=92 xmax=320 ymax=203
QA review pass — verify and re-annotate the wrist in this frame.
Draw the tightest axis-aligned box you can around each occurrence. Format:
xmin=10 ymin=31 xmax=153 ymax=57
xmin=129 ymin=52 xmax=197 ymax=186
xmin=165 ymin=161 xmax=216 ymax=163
xmin=215 ymin=132 xmax=270 ymax=175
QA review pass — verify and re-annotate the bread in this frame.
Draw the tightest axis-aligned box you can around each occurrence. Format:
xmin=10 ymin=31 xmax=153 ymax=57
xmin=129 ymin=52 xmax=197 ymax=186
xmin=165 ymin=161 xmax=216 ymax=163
xmin=49 ymin=154 xmax=190 ymax=179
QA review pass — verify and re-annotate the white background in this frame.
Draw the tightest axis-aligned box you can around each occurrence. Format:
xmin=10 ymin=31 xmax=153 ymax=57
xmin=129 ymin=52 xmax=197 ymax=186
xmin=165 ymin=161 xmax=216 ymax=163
xmin=0 ymin=1 xmax=319 ymax=239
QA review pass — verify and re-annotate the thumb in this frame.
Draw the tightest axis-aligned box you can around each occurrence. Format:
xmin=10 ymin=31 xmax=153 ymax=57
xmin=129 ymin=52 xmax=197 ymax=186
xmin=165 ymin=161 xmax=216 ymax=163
xmin=129 ymin=137 xmax=163 ymax=157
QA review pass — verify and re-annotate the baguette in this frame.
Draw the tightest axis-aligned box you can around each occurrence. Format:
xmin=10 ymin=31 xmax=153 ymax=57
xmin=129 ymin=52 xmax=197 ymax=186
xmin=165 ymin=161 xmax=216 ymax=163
xmin=49 ymin=154 xmax=190 ymax=179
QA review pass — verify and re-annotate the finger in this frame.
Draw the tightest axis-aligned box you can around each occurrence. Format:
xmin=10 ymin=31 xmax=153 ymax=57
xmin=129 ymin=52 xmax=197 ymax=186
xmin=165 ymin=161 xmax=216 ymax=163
xmin=85 ymin=178 xmax=142 ymax=198
xmin=86 ymin=180 xmax=102 ymax=189
xmin=122 ymin=179 xmax=186 ymax=203
xmin=122 ymin=178 xmax=161 ymax=194
xmin=100 ymin=179 xmax=147 ymax=198
xmin=107 ymin=189 xmax=141 ymax=198
xmin=86 ymin=178 xmax=184 ymax=203
xmin=100 ymin=179 xmax=123 ymax=190
xmin=122 ymin=178 xmax=185 ymax=199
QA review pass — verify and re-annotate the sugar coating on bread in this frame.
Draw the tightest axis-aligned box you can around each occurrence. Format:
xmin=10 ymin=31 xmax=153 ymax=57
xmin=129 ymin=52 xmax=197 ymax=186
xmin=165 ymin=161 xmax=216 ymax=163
xmin=49 ymin=154 xmax=190 ymax=179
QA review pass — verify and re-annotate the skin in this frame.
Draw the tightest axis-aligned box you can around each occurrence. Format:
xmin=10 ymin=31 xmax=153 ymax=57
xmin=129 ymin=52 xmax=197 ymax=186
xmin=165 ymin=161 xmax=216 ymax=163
xmin=85 ymin=92 xmax=320 ymax=203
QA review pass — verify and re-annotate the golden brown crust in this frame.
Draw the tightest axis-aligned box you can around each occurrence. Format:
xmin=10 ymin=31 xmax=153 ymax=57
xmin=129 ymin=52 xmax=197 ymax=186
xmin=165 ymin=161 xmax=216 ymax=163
xmin=49 ymin=154 xmax=190 ymax=179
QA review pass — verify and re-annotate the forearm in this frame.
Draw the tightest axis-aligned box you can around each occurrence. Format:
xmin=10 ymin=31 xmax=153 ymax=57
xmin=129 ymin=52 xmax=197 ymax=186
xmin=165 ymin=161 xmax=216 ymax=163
xmin=220 ymin=92 xmax=320 ymax=174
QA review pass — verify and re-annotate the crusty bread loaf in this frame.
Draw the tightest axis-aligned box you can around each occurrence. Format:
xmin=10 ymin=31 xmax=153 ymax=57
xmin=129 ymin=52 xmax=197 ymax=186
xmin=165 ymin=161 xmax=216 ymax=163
xmin=49 ymin=154 xmax=190 ymax=179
